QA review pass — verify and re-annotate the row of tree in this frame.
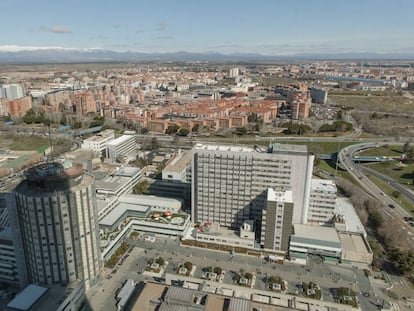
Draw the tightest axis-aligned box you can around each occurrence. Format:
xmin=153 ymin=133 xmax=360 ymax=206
xmin=335 ymin=179 xmax=414 ymax=277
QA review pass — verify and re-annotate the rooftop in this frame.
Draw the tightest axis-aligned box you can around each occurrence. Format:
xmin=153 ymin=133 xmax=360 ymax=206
xmin=6 ymin=284 xmax=48 ymax=311
xmin=311 ymin=179 xmax=337 ymax=192
xmin=267 ymin=188 xmax=293 ymax=203
xmin=292 ymin=224 xmax=340 ymax=244
xmin=164 ymin=150 xmax=192 ymax=174
xmin=107 ymin=134 xmax=135 ymax=146
xmin=339 ymin=233 xmax=371 ymax=254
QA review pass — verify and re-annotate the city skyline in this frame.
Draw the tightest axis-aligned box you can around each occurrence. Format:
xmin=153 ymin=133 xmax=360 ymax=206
xmin=1 ymin=0 xmax=413 ymax=57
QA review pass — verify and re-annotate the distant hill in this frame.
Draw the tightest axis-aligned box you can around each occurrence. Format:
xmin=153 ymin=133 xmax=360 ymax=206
xmin=0 ymin=48 xmax=413 ymax=63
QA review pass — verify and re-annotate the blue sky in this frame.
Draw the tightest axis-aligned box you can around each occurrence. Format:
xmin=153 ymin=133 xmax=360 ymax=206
xmin=1 ymin=0 xmax=413 ymax=55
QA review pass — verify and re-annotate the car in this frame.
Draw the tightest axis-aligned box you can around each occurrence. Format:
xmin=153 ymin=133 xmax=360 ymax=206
xmin=409 ymin=217 xmax=414 ymax=222
xmin=388 ymin=204 xmax=395 ymax=209
xmin=410 ymin=222 xmax=414 ymax=227
xmin=404 ymin=217 xmax=410 ymax=222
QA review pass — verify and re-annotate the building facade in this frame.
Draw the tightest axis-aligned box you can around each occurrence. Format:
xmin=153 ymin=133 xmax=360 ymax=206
xmin=260 ymin=189 xmax=293 ymax=252
xmin=81 ymin=129 xmax=115 ymax=157
xmin=106 ymin=135 xmax=136 ymax=162
xmin=191 ymin=143 xmax=314 ymax=230
xmin=307 ymin=179 xmax=337 ymax=225
xmin=13 ymin=163 xmax=102 ymax=290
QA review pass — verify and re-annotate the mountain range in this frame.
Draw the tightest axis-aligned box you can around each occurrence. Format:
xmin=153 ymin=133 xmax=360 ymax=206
xmin=0 ymin=48 xmax=413 ymax=63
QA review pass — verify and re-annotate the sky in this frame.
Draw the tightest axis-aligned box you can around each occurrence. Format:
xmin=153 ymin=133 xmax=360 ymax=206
xmin=0 ymin=0 xmax=413 ymax=55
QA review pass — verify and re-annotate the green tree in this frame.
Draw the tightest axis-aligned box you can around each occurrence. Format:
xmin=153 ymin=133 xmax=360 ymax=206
xmin=177 ymin=128 xmax=189 ymax=136
xmin=166 ymin=124 xmax=180 ymax=134
xmin=133 ymin=180 xmax=149 ymax=194
xmin=151 ymin=137 xmax=160 ymax=150
xmin=403 ymin=141 xmax=411 ymax=154
xmin=235 ymin=127 xmax=247 ymax=136
xmin=140 ymin=127 xmax=149 ymax=134
xmin=23 ymin=109 xmax=36 ymax=124
xmin=60 ymin=114 xmax=67 ymax=125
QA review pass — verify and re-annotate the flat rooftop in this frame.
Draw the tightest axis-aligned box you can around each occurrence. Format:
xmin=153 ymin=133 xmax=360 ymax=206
xmin=311 ymin=179 xmax=337 ymax=192
xmin=6 ymin=284 xmax=48 ymax=311
xmin=339 ymin=232 xmax=371 ymax=254
xmin=107 ymin=135 xmax=134 ymax=146
xmin=267 ymin=188 xmax=293 ymax=203
xmin=335 ymin=197 xmax=366 ymax=237
xmin=292 ymin=224 xmax=340 ymax=244
xmin=164 ymin=150 xmax=192 ymax=173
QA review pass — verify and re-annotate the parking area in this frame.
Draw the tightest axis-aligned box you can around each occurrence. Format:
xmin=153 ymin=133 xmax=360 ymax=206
xmin=86 ymin=235 xmax=393 ymax=311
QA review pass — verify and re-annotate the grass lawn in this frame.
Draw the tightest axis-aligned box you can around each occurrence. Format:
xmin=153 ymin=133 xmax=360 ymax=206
xmin=232 ymin=140 xmax=356 ymax=155
xmin=317 ymin=160 xmax=354 ymax=183
xmin=358 ymin=146 xmax=403 ymax=157
xmin=6 ymin=135 xmax=51 ymax=151
xmin=330 ymin=93 xmax=413 ymax=113
xmin=363 ymin=161 xmax=414 ymax=188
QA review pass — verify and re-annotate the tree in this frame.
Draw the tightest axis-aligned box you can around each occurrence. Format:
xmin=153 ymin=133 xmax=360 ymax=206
xmin=391 ymin=190 xmax=401 ymax=198
xmin=151 ymin=137 xmax=160 ymax=150
xmin=192 ymin=123 xmax=200 ymax=133
xmin=403 ymin=141 xmax=411 ymax=154
xmin=166 ymin=124 xmax=179 ymax=135
xmin=133 ymin=180 xmax=149 ymax=194
xmin=235 ymin=127 xmax=247 ymax=136
xmin=177 ymin=128 xmax=189 ymax=136
xmin=60 ymin=114 xmax=67 ymax=125
xmin=140 ymin=127 xmax=149 ymax=134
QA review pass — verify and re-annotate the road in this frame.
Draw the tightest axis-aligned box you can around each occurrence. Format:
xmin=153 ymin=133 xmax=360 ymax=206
xmin=337 ymin=142 xmax=414 ymax=246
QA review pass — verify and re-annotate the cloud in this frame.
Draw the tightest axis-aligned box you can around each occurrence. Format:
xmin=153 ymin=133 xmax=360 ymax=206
xmin=40 ymin=25 xmax=72 ymax=34
xmin=155 ymin=22 xmax=167 ymax=31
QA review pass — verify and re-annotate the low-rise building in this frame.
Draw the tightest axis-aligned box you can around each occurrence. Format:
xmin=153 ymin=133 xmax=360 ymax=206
xmin=81 ymin=129 xmax=115 ymax=157
xmin=289 ymin=224 xmax=342 ymax=263
xmin=106 ymin=135 xmax=136 ymax=162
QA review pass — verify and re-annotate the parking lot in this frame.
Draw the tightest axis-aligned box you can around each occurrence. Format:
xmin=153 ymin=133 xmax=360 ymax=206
xmin=85 ymin=235 xmax=393 ymax=311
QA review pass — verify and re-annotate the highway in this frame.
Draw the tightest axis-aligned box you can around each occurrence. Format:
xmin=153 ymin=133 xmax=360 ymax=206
xmin=337 ymin=142 xmax=414 ymax=246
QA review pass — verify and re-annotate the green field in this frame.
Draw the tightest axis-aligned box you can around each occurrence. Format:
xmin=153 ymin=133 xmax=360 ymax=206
xmin=363 ymin=161 xmax=414 ymax=188
xmin=359 ymin=145 xmax=403 ymax=157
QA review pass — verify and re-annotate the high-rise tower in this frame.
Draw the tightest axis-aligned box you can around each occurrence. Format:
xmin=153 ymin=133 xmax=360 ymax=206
xmin=13 ymin=162 xmax=101 ymax=290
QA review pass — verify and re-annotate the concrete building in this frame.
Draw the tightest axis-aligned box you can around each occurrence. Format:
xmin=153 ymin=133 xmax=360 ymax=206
xmin=260 ymin=189 xmax=293 ymax=252
xmin=1 ymin=96 xmax=32 ymax=117
xmin=162 ymin=150 xmax=192 ymax=183
xmin=0 ymin=84 xmax=24 ymax=100
xmin=13 ymin=162 xmax=102 ymax=290
xmin=307 ymin=179 xmax=337 ymax=225
xmin=229 ymin=67 xmax=240 ymax=78
xmin=310 ymin=87 xmax=328 ymax=104
xmin=289 ymin=224 xmax=342 ymax=263
xmin=191 ymin=143 xmax=314 ymax=231
xmin=94 ymin=166 xmax=141 ymax=197
xmin=0 ymin=193 xmax=28 ymax=289
xmin=106 ymin=135 xmax=136 ymax=162
xmin=81 ymin=129 xmax=115 ymax=157
xmin=194 ymin=221 xmax=256 ymax=250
